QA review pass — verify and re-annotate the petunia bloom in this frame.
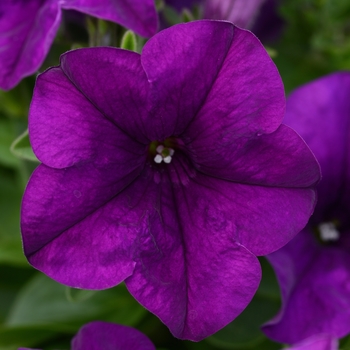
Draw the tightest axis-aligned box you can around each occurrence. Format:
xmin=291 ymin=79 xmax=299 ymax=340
xmin=262 ymin=72 xmax=350 ymax=344
xmin=21 ymin=20 xmax=320 ymax=341
xmin=18 ymin=321 xmax=155 ymax=350
xmin=0 ymin=0 xmax=158 ymax=90
xmin=284 ymin=334 xmax=339 ymax=350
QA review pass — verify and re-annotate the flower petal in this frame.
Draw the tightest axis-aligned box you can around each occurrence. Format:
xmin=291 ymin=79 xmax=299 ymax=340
xmin=263 ymin=230 xmax=350 ymax=343
xmin=204 ymin=0 xmax=265 ymax=28
xmin=182 ymin=24 xmax=285 ymax=145
xmin=140 ymin=20 xmax=235 ymax=140
xmin=0 ymin=0 xmax=61 ymax=90
xmin=283 ymin=72 xmax=350 ymax=222
xmin=125 ymin=176 xmax=261 ymax=341
xmin=60 ymin=48 xmax=151 ymax=144
xmin=285 ymin=334 xmax=338 ymax=350
xmin=30 ymin=65 xmax=146 ymax=168
xmin=188 ymin=124 xmax=320 ymax=188
xmin=71 ymin=321 xmax=155 ymax=350
xmin=61 ymin=0 xmax=158 ymax=37
xmin=21 ymin=161 xmax=144 ymax=288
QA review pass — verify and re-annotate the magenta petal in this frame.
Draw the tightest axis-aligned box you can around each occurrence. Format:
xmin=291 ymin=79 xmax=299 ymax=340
xmin=71 ymin=321 xmax=155 ymax=350
xmin=60 ymin=48 xmax=151 ymax=144
xmin=0 ymin=0 xmax=61 ymax=90
xmin=190 ymin=124 xmax=320 ymax=187
xmin=285 ymin=334 xmax=338 ymax=350
xmin=263 ymin=230 xmax=350 ymax=343
xmin=30 ymin=65 xmax=146 ymax=168
xmin=140 ymin=20 xmax=234 ymax=140
xmin=183 ymin=25 xmax=285 ymax=145
xmin=62 ymin=0 xmax=158 ymax=37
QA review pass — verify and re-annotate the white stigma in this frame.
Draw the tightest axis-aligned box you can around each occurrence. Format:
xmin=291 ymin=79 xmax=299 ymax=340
xmin=319 ymin=222 xmax=340 ymax=242
xmin=153 ymin=145 xmax=175 ymax=164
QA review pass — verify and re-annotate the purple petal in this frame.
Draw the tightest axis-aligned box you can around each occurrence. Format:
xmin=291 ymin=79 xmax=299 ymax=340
xmin=140 ymin=20 xmax=234 ymax=140
xmin=183 ymin=25 xmax=285 ymax=151
xmin=59 ymin=48 xmax=151 ymax=144
xmin=122 ymin=166 xmax=313 ymax=339
xmin=61 ymin=0 xmax=158 ymax=37
xmin=283 ymin=72 xmax=350 ymax=222
xmin=204 ymin=0 xmax=265 ymax=28
xmin=0 ymin=0 xmax=61 ymax=90
xmin=285 ymin=334 xmax=339 ymax=350
xmin=71 ymin=321 xmax=155 ymax=350
xmin=263 ymin=230 xmax=350 ymax=343
xmin=189 ymin=124 xmax=320 ymax=188
xmin=21 ymin=161 xmax=145 ymax=288
xmin=30 ymin=64 xmax=146 ymax=168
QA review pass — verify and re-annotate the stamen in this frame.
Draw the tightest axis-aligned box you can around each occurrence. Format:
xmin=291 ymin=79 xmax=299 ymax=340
xmin=153 ymin=144 xmax=175 ymax=164
xmin=154 ymin=154 xmax=163 ymax=163
xmin=319 ymin=222 xmax=340 ymax=242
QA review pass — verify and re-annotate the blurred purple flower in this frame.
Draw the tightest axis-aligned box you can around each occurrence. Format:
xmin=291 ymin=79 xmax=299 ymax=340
xmin=284 ymin=334 xmax=339 ymax=350
xmin=263 ymin=72 xmax=350 ymax=344
xmin=165 ymin=0 xmax=283 ymax=42
xmin=0 ymin=0 xmax=158 ymax=90
xmin=19 ymin=321 xmax=155 ymax=350
xmin=21 ymin=21 xmax=320 ymax=341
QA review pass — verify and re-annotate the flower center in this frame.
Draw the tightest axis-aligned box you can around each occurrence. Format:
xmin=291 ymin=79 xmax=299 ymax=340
xmin=148 ymin=139 xmax=177 ymax=165
xmin=154 ymin=145 xmax=175 ymax=164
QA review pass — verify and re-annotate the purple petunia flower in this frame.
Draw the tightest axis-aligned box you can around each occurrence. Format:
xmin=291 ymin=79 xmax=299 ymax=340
xmin=262 ymin=72 xmax=350 ymax=344
xmin=284 ymin=334 xmax=339 ymax=350
xmin=21 ymin=20 xmax=320 ymax=341
xmin=0 ymin=0 xmax=158 ymax=90
xmin=18 ymin=321 xmax=155 ymax=350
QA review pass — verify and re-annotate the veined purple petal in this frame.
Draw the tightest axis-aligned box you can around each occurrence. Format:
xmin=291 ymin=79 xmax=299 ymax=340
xmin=263 ymin=230 xmax=350 ymax=343
xmin=183 ymin=25 xmax=285 ymax=147
xmin=0 ymin=0 xmax=61 ymax=90
xmin=60 ymin=48 xmax=151 ymax=144
xmin=61 ymin=0 xmax=158 ymax=37
xmin=30 ymin=65 xmax=147 ymax=168
xmin=119 ymin=169 xmax=261 ymax=341
xmin=21 ymin=162 xmax=144 ymax=288
xmin=189 ymin=124 xmax=320 ymax=188
xmin=140 ymin=20 xmax=234 ymax=140
xmin=71 ymin=321 xmax=155 ymax=350
xmin=285 ymin=334 xmax=338 ymax=350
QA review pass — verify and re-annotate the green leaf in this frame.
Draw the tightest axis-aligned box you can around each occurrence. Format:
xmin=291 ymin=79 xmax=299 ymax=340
xmin=10 ymin=129 xmax=38 ymax=162
xmin=7 ymin=274 xmax=147 ymax=331
xmin=120 ymin=30 xmax=137 ymax=52
xmin=0 ymin=170 xmax=28 ymax=266
xmin=0 ymin=119 xmax=20 ymax=168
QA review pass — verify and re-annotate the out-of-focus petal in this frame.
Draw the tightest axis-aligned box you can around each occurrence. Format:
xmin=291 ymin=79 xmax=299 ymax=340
xmin=283 ymin=72 xmax=350 ymax=222
xmin=60 ymin=48 xmax=151 ymax=144
xmin=30 ymin=65 xmax=146 ymax=168
xmin=0 ymin=0 xmax=61 ymax=90
xmin=61 ymin=0 xmax=158 ymax=37
xmin=189 ymin=124 xmax=320 ymax=188
xmin=263 ymin=230 xmax=350 ymax=343
xmin=204 ymin=0 xmax=265 ymax=28
xmin=71 ymin=321 xmax=155 ymax=350
xmin=284 ymin=334 xmax=338 ymax=350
